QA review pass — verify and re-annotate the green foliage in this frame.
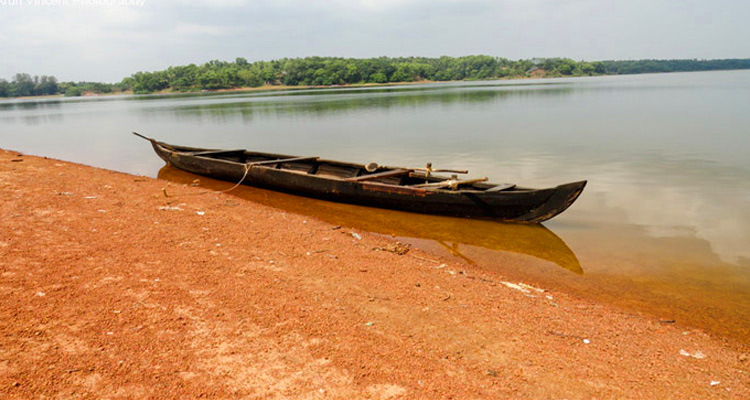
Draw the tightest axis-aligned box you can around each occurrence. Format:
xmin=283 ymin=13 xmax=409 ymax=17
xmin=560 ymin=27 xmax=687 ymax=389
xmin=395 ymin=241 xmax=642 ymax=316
xmin=131 ymin=71 xmax=170 ymax=94
xmin=10 ymin=73 xmax=35 ymax=97
xmin=601 ymin=59 xmax=750 ymax=75
xmin=238 ymin=70 xmax=263 ymax=87
xmin=35 ymin=75 xmax=59 ymax=95
xmin=123 ymin=56 xmax=539 ymax=92
xmin=0 ymin=72 xmax=123 ymax=98
xmin=64 ymin=86 xmax=84 ymax=97
xmin=83 ymin=82 xmax=112 ymax=93
xmin=116 ymin=77 xmax=135 ymax=92
xmin=2 ymin=57 xmax=750 ymax=98
xmin=0 ymin=79 xmax=9 ymax=97
xmin=592 ymin=61 xmax=607 ymax=75
xmin=369 ymin=72 xmax=388 ymax=83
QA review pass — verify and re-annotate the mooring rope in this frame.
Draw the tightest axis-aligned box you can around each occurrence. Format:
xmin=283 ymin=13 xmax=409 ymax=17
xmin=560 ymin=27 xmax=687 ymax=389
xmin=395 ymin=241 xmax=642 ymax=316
xmin=162 ymin=163 xmax=251 ymax=198
xmin=216 ymin=163 xmax=251 ymax=193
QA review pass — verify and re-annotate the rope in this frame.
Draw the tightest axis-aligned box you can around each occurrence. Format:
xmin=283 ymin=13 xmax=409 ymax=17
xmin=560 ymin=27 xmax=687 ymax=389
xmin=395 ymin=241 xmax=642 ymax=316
xmin=216 ymin=163 xmax=251 ymax=193
xmin=162 ymin=163 xmax=251 ymax=198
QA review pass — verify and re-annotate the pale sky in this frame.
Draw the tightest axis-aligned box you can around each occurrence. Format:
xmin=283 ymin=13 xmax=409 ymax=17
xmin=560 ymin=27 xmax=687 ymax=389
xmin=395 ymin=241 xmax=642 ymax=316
xmin=1 ymin=0 xmax=748 ymax=82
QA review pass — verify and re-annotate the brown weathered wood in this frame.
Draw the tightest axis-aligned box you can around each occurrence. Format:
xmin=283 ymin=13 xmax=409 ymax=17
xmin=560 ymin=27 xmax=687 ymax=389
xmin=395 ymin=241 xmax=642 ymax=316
xmin=248 ymin=156 xmax=318 ymax=166
xmin=190 ymin=149 xmax=246 ymax=157
xmin=414 ymin=177 xmax=489 ymax=190
xmin=485 ymin=183 xmax=516 ymax=192
xmin=345 ymin=169 xmax=413 ymax=182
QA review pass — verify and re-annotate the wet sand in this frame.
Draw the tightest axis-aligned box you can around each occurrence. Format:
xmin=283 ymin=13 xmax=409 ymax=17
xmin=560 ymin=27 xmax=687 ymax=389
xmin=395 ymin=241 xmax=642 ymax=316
xmin=1 ymin=149 xmax=748 ymax=399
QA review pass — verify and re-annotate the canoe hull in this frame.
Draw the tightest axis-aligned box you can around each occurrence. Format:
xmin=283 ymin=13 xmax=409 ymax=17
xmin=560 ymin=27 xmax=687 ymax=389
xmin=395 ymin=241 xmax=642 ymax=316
xmin=148 ymin=140 xmax=585 ymax=223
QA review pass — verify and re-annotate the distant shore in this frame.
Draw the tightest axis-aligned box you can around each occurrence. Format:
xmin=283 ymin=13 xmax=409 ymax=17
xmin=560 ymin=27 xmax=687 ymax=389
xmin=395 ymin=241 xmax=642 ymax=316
xmin=0 ymin=70 xmax=587 ymax=101
xmin=0 ymin=81 xmax=429 ymax=101
xmin=4 ymin=56 xmax=749 ymax=101
xmin=6 ymin=67 xmax=749 ymax=101
xmin=0 ymin=79 xmax=473 ymax=101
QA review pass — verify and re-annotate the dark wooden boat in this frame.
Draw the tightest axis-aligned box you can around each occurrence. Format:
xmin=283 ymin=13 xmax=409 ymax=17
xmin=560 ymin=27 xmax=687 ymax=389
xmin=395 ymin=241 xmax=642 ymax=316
xmin=134 ymin=132 xmax=586 ymax=223
xmin=159 ymin=164 xmax=583 ymax=273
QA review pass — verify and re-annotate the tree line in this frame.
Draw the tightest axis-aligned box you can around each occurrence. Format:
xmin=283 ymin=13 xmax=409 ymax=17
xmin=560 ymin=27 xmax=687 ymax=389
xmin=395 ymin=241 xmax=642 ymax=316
xmin=601 ymin=58 xmax=750 ymax=74
xmin=120 ymin=56 xmax=611 ymax=94
xmin=0 ymin=73 xmax=125 ymax=98
xmin=2 ymin=57 xmax=750 ymax=98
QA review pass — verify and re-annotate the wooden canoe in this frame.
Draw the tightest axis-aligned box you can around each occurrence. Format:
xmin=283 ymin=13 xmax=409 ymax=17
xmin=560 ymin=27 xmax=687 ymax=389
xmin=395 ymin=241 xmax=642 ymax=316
xmin=134 ymin=133 xmax=586 ymax=223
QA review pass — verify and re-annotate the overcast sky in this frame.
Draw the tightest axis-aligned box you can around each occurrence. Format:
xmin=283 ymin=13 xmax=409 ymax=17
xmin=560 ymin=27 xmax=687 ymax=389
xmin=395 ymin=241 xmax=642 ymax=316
xmin=1 ymin=0 xmax=748 ymax=82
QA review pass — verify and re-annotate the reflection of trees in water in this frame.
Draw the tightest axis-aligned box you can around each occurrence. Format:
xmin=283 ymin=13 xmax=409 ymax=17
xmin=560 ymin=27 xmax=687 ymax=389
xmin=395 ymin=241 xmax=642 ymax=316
xmin=0 ymin=81 xmax=574 ymax=123
xmin=0 ymin=99 xmax=64 ymax=111
xmin=152 ymin=84 xmax=576 ymax=122
xmin=0 ymin=99 xmax=66 ymax=125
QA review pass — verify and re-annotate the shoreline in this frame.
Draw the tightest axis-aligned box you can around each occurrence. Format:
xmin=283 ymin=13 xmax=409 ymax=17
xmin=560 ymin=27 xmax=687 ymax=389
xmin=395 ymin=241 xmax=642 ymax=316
xmin=1 ymin=149 xmax=748 ymax=398
xmin=3 ymin=69 xmax=745 ymax=101
xmin=0 ymin=79 xmax=509 ymax=101
xmin=3 ymin=67 xmax=749 ymax=102
xmin=0 ymin=80 xmax=464 ymax=101
xmin=0 ymin=74 xmax=598 ymax=101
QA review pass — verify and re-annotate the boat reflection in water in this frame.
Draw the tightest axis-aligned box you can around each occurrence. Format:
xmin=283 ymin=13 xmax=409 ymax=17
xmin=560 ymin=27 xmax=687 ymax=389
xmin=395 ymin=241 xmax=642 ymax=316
xmin=158 ymin=165 xmax=582 ymax=274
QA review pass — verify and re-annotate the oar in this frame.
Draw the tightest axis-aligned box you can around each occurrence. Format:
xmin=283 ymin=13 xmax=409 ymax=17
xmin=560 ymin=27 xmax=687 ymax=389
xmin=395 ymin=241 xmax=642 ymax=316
xmin=365 ymin=162 xmax=468 ymax=184
xmin=415 ymin=162 xmax=468 ymax=183
xmin=366 ymin=162 xmax=467 ymax=174
xmin=414 ymin=176 xmax=489 ymax=190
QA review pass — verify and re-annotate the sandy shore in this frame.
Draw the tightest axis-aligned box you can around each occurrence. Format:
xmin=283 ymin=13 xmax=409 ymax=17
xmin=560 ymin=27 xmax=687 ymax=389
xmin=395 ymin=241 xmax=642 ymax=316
xmin=1 ymin=149 xmax=748 ymax=399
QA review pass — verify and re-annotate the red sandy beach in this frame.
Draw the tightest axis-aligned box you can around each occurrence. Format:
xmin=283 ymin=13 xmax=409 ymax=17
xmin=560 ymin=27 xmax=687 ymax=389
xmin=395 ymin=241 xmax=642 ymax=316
xmin=1 ymin=149 xmax=748 ymax=399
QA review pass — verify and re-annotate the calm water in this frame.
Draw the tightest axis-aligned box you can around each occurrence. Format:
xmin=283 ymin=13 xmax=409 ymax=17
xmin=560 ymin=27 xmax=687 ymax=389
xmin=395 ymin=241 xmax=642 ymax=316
xmin=2 ymin=71 xmax=749 ymax=340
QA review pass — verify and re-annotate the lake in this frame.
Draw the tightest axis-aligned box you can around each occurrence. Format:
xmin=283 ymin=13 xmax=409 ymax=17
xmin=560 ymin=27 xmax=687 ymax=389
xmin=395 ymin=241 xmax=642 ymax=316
xmin=2 ymin=70 xmax=749 ymax=341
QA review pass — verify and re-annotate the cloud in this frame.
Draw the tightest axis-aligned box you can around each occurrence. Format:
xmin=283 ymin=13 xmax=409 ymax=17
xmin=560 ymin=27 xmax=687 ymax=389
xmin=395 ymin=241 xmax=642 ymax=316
xmin=0 ymin=0 xmax=748 ymax=82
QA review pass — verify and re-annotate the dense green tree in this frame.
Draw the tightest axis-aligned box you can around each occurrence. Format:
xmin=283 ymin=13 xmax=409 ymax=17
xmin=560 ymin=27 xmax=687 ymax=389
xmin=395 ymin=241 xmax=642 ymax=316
xmin=390 ymin=64 xmax=416 ymax=82
xmin=81 ymin=81 xmax=112 ymax=93
xmin=311 ymin=68 xmax=332 ymax=86
xmin=238 ymin=70 xmax=263 ymax=87
xmin=34 ymin=75 xmax=58 ymax=95
xmin=591 ymin=61 xmax=606 ymax=74
xmin=369 ymin=72 xmax=388 ymax=83
xmin=117 ymin=77 xmax=135 ymax=92
xmin=0 ymin=79 xmax=9 ymax=97
xmin=343 ymin=63 xmax=361 ymax=83
xmin=197 ymin=69 xmax=230 ymax=90
xmin=578 ymin=62 xmax=596 ymax=76
xmin=131 ymin=71 xmax=169 ymax=93
xmin=251 ymin=61 xmax=278 ymax=84
xmin=10 ymin=73 xmax=35 ymax=97
xmin=65 ymin=86 xmax=84 ymax=97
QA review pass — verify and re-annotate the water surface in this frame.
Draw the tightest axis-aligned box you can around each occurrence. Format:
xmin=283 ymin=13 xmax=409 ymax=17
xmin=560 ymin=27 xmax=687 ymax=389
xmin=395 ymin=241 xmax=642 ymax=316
xmin=2 ymin=71 xmax=749 ymax=340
